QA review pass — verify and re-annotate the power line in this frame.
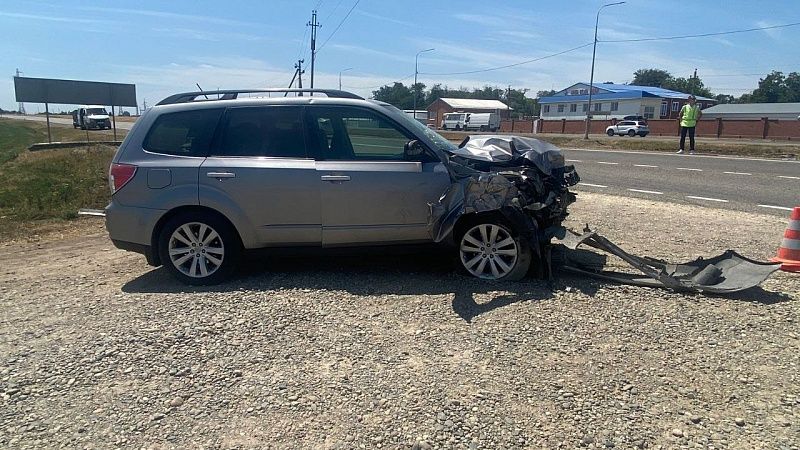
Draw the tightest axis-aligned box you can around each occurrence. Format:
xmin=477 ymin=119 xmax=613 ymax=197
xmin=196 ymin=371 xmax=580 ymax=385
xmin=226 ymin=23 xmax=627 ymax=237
xmin=419 ymin=42 xmax=593 ymax=76
xmin=317 ymin=0 xmax=360 ymax=52
xmin=343 ymin=73 xmax=414 ymax=90
xmin=600 ymin=21 xmax=800 ymax=43
xmin=323 ymin=0 xmax=345 ymax=23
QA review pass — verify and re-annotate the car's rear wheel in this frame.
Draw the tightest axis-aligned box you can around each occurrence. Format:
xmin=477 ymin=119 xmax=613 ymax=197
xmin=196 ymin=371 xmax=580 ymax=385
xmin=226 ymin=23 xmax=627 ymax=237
xmin=458 ymin=221 xmax=531 ymax=281
xmin=480 ymin=125 xmax=487 ymax=131
xmin=606 ymin=129 xmax=615 ymax=136
xmin=158 ymin=212 xmax=240 ymax=285
xmin=455 ymin=125 xmax=462 ymax=131
xmin=627 ymin=129 xmax=636 ymax=137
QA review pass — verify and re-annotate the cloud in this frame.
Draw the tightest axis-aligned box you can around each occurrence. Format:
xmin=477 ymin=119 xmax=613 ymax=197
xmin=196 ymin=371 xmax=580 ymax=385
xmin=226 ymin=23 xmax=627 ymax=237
xmin=354 ymin=10 xmax=416 ymax=27
xmin=75 ymin=6 xmax=259 ymax=27
xmin=0 ymin=11 xmax=104 ymax=24
xmin=756 ymin=20 xmax=782 ymax=40
xmin=150 ymin=27 xmax=273 ymax=43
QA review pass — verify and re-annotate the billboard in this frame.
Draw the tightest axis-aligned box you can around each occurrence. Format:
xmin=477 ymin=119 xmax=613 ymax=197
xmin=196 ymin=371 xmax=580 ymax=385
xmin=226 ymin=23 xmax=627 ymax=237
xmin=13 ymin=76 xmax=137 ymax=107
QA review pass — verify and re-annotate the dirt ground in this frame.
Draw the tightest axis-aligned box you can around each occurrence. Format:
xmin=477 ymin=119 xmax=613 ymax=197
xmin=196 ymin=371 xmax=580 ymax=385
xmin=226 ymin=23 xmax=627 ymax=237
xmin=0 ymin=193 xmax=798 ymax=449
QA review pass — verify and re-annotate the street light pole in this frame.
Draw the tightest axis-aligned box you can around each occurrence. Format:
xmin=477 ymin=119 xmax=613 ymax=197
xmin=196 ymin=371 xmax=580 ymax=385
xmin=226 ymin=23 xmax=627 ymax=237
xmin=339 ymin=67 xmax=353 ymax=90
xmin=413 ymin=48 xmax=435 ymax=116
xmin=584 ymin=1 xmax=625 ymax=139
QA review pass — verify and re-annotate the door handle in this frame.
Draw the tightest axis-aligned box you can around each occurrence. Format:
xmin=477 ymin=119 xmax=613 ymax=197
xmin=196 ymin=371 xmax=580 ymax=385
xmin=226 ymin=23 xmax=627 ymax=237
xmin=207 ymin=172 xmax=236 ymax=179
xmin=320 ymin=175 xmax=351 ymax=182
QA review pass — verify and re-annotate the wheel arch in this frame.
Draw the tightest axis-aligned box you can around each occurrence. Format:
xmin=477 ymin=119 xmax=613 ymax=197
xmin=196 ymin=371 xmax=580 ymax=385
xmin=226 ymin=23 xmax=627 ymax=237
xmin=150 ymin=205 xmax=243 ymax=266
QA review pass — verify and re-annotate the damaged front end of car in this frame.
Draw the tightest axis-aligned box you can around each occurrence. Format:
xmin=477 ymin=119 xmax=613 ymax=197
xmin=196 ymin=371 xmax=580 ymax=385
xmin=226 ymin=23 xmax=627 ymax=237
xmin=430 ymin=135 xmax=579 ymax=277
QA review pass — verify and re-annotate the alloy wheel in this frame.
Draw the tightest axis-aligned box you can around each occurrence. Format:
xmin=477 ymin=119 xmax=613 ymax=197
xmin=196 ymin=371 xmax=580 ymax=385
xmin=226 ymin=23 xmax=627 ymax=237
xmin=168 ymin=222 xmax=225 ymax=278
xmin=459 ymin=223 xmax=519 ymax=279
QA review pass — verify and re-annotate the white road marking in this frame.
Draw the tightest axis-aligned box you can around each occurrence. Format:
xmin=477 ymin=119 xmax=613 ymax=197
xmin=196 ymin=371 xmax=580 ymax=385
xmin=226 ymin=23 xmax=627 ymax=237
xmin=564 ymin=147 xmax=800 ymax=164
xmin=758 ymin=204 xmax=793 ymax=211
xmin=565 ymin=159 xmax=582 ymax=162
xmin=723 ymin=171 xmax=752 ymax=176
xmin=627 ymin=189 xmax=664 ymax=195
xmin=579 ymin=183 xmax=608 ymax=188
xmin=778 ymin=175 xmax=800 ymax=180
xmin=596 ymin=161 xmax=619 ymax=165
xmin=676 ymin=167 xmax=703 ymax=171
xmin=686 ymin=195 xmax=729 ymax=203
xmin=633 ymin=164 xmax=658 ymax=168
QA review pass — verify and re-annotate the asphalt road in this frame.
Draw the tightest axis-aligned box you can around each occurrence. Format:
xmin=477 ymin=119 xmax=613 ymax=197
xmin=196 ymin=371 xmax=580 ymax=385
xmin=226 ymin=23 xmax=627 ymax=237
xmin=0 ymin=113 xmax=135 ymax=130
xmin=564 ymin=148 xmax=799 ymax=216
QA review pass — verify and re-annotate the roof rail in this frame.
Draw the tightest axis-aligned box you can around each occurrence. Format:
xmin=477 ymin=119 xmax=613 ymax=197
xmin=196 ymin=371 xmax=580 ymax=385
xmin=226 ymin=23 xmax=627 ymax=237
xmin=156 ymin=89 xmax=363 ymax=106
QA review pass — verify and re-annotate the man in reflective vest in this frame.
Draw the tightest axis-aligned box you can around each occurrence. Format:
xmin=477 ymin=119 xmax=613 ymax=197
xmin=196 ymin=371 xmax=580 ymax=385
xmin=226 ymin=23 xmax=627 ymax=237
xmin=677 ymin=95 xmax=702 ymax=154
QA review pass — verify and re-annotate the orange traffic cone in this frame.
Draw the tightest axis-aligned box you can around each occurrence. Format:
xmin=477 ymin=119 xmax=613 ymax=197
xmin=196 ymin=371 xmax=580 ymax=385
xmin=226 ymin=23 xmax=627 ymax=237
xmin=773 ymin=206 xmax=800 ymax=273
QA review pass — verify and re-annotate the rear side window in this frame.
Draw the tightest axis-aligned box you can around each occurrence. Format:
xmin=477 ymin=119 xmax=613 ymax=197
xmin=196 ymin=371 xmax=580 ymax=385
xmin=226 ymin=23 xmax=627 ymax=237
xmin=143 ymin=109 xmax=223 ymax=156
xmin=215 ymin=106 xmax=306 ymax=158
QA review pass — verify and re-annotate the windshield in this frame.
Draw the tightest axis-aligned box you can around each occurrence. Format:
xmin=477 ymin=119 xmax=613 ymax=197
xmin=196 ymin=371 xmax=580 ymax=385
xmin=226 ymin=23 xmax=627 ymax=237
xmin=380 ymin=104 xmax=457 ymax=153
xmin=86 ymin=108 xmax=107 ymax=115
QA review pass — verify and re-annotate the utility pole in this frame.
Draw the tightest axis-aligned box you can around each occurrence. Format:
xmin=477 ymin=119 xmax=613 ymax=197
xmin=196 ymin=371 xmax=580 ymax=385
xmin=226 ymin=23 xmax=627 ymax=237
xmin=692 ymin=68 xmax=698 ymax=96
xmin=584 ymin=1 xmax=626 ymax=139
xmin=413 ymin=48 xmax=435 ymax=116
xmin=307 ymin=10 xmax=320 ymax=90
xmin=296 ymin=59 xmax=305 ymax=95
xmin=15 ymin=68 xmax=26 ymax=114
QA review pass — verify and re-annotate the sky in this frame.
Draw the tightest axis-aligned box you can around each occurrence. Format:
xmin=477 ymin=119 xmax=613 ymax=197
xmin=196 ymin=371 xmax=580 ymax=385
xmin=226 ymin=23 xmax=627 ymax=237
xmin=1 ymin=0 xmax=798 ymax=112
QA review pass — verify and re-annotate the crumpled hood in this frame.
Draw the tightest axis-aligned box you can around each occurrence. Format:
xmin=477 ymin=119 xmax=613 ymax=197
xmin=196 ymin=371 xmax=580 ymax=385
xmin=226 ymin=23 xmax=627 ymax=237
xmin=447 ymin=135 xmax=566 ymax=175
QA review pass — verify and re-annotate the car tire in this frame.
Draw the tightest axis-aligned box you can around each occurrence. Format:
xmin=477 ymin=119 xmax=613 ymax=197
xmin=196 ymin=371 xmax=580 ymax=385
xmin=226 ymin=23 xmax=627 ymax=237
xmin=442 ymin=125 xmax=447 ymax=130
xmin=480 ymin=125 xmax=487 ymax=131
xmin=628 ymin=129 xmax=636 ymax=137
xmin=457 ymin=220 xmax=531 ymax=281
xmin=158 ymin=212 xmax=241 ymax=285
xmin=606 ymin=129 xmax=615 ymax=136
xmin=455 ymin=125 xmax=461 ymax=131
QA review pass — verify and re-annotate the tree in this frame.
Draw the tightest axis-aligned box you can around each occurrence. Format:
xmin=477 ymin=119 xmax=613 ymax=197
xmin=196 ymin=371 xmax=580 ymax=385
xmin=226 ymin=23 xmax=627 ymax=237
xmin=631 ymin=68 xmax=673 ymax=87
xmin=372 ymin=82 xmax=414 ymax=109
xmin=715 ymin=94 xmax=736 ymax=104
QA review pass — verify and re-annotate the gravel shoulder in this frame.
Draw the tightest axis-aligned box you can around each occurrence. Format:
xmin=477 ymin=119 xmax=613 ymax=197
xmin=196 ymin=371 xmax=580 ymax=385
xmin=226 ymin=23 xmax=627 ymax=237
xmin=1 ymin=193 xmax=798 ymax=449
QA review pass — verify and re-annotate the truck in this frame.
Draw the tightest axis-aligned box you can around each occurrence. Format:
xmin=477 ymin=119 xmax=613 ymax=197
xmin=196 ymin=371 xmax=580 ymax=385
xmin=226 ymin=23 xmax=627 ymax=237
xmin=464 ymin=112 xmax=500 ymax=132
xmin=72 ymin=105 xmax=112 ymax=130
xmin=441 ymin=112 xmax=468 ymax=130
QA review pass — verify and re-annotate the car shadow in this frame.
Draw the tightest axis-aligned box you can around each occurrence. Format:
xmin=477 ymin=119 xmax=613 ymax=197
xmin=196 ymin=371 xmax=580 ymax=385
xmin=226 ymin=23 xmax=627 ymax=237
xmin=122 ymin=246 xmax=599 ymax=323
xmin=121 ymin=247 xmax=790 ymax=322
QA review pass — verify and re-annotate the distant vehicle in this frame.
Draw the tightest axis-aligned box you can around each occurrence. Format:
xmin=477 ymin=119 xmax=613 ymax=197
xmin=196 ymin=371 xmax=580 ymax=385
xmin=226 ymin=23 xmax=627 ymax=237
xmin=72 ymin=106 xmax=112 ymax=130
xmin=441 ymin=112 xmax=468 ymax=130
xmin=464 ymin=112 xmax=500 ymax=132
xmin=402 ymin=110 xmax=428 ymax=125
xmin=606 ymin=120 xmax=649 ymax=137
xmin=622 ymin=115 xmax=648 ymax=124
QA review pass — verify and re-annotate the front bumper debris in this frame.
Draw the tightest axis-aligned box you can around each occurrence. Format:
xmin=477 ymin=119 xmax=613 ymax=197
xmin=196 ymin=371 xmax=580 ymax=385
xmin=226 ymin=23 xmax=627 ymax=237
xmin=555 ymin=227 xmax=780 ymax=294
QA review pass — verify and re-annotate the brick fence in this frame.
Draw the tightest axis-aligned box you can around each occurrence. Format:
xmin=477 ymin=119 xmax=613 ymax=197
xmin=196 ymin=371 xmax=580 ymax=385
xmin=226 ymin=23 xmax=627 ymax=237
xmin=499 ymin=118 xmax=800 ymax=140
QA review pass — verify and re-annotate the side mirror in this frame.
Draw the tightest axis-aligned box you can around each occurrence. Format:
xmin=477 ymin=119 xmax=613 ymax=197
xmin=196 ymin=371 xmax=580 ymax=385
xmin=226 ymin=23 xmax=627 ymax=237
xmin=403 ymin=139 xmax=425 ymax=160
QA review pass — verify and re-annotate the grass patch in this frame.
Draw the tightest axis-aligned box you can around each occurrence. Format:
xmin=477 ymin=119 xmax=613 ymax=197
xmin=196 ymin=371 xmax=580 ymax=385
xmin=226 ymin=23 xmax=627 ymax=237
xmin=0 ymin=119 xmax=119 ymax=240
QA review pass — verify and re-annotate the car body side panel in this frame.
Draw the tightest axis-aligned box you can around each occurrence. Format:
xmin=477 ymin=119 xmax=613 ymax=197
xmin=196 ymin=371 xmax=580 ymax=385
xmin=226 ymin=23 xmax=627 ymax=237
xmin=199 ymin=157 xmax=321 ymax=247
xmin=317 ymin=161 xmax=451 ymax=246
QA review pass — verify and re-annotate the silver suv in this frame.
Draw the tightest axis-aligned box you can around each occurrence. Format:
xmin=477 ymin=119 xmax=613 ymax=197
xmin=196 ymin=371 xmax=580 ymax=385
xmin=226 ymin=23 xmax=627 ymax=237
xmin=106 ymin=89 xmax=578 ymax=285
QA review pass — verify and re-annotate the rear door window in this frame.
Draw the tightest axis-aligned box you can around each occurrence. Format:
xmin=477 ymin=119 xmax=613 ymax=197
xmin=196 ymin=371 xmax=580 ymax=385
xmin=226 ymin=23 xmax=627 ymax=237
xmin=144 ymin=108 xmax=223 ymax=156
xmin=215 ymin=106 xmax=307 ymax=158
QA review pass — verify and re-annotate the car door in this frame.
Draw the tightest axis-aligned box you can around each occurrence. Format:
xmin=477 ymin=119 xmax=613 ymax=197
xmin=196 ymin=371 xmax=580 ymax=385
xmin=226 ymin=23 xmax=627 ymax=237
xmin=306 ymin=105 xmax=451 ymax=246
xmin=199 ymin=105 xmax=321 ymax=247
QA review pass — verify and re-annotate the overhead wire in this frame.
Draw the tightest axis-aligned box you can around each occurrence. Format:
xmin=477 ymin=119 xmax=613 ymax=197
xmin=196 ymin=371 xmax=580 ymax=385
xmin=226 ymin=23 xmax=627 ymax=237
xmin=317 ymin=0 xmax=361 ymax=52
xmin=599 ymin=21 xmax=800 ymax=43
xmin=419 ymin=42 xmax=594 ymax=76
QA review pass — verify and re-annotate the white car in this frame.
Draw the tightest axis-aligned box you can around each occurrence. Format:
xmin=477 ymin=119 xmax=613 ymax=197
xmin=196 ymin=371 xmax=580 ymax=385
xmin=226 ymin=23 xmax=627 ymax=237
xmin=606 ymin=120 xmax=649 ymax=137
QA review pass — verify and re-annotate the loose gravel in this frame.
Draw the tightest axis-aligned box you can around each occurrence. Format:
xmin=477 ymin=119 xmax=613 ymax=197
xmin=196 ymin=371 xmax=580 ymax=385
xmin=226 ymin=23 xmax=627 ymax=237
xmin=1 ymin=192 xmax=798 ymax=449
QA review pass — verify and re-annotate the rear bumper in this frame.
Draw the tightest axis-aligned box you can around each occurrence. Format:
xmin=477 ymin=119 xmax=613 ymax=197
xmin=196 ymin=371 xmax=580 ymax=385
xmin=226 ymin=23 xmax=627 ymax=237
xmin=105 ymin=202 xmax=165 ymax=246
xmin=111 ymin=239 xmax=158 ymax=266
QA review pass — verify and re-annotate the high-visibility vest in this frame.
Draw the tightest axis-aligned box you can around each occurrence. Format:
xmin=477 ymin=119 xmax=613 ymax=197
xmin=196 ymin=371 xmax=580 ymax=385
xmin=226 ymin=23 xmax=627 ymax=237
xmin=680 ymin=104 xmax=700 ymax=127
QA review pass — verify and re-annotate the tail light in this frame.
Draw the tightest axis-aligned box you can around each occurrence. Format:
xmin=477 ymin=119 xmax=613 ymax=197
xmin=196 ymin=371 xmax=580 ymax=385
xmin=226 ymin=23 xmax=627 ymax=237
xmin=109 ymin=163 xmax=137 ymax=194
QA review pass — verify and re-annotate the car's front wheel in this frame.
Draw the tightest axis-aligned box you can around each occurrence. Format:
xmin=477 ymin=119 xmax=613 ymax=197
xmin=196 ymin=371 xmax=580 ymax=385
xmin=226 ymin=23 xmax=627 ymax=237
xmin=458 ymin=221 xmax=531 ymax=281
xmin=627 ymin=129 xmax=636 ymax=137
xmin=158 ymin=212 xmax=240 ymax=285
xmin=606 ymin=129 xmax=615 ymax=136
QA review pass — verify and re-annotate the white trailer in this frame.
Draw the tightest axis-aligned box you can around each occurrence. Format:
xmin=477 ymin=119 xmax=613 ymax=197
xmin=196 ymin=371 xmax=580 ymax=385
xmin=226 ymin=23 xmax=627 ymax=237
xmin=464 ymin=112 xmax=500 ymax=132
